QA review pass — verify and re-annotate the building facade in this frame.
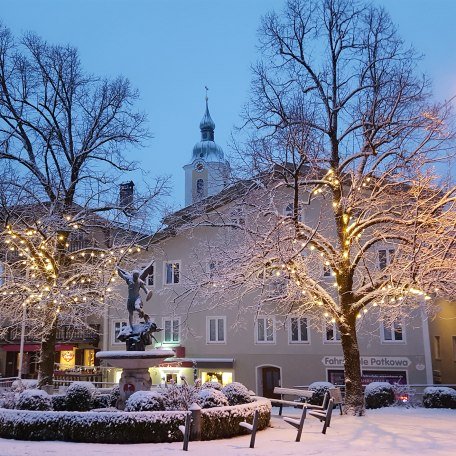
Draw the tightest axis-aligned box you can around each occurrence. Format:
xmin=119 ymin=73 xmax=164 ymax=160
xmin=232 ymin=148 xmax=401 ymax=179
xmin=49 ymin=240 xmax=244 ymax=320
xmin=103 ymin=101 xmax=440 ymax=396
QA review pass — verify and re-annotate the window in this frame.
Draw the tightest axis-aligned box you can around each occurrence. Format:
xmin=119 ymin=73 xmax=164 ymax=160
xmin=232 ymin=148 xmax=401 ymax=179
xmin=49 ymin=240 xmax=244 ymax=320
xmin=323 ymin=264 xmax=332 ymax=278
xmin=324 ymin=320 xmax=341 ymax=343
xmin=207 ymin=316 xmax=226 ymax=343
xmin=165 ymin=261 xmax=180 ymax=285
xmin=145 ymin=263 xmax=155 ymax=286
xmin=434 ymin=336 xmax=441 ymax=360
xmin=289 ymin=317 xmax=309 ymax=343
xmin=381 ymin=319 xmax=404 ymax=342
xmin=284 ymin=202 xmax=303 ymax=221
xmin=255 ymin=316 xmax=275 ymax=343
xmin=113 ymin=321 xmax=128 ymax=344
xmin=378 ymin=248 xmax=395 ymax=270
xmin=196 ymin=179 xmax=205 ymax=199
xmin=163 ymin=318 xmax=180 ymax=344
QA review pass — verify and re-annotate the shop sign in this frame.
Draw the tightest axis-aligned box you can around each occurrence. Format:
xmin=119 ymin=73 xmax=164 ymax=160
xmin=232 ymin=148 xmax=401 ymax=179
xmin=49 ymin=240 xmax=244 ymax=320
xmin=322 ymin=356 xmax=411 ymax=368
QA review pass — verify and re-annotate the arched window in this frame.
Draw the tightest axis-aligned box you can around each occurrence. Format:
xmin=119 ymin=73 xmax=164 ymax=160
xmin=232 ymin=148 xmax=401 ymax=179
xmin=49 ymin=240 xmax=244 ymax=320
xmin=196 ymin=178 xmax=205 ymax=199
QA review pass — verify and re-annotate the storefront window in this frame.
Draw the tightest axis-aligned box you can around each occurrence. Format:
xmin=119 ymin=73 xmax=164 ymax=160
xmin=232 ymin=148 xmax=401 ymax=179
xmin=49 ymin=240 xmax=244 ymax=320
xmin=201 ymin=371 xmax=233 ymax=386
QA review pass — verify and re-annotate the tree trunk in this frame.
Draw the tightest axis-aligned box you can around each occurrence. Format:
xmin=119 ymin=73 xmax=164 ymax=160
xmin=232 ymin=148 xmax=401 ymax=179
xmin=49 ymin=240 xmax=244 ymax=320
xmin=37 ymin=315 xmax=58 ymax=388
xmin=340 ymin=317 xmax=365 ymax=415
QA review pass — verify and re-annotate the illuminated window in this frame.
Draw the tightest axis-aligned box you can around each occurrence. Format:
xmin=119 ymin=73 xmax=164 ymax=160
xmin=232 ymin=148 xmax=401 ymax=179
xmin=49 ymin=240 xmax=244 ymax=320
xmin=381 ymin=319 xmax=405 ymax=343
xmin=207 ymin=316 xmax=226 ymax=343
xmin=256 ymin=316 xmax=275 ymax=343
xmin=289 ymin=317 xmax=309 ymax=343
xmin=165 ymin=261 xmax=180 ymax=284
xmin=202 ymin=371 xmax=233 ymax=386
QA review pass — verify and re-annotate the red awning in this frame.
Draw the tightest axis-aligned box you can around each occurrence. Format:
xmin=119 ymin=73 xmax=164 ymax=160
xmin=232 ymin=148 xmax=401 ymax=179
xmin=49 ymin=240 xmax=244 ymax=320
xmin=0 ymin=344 xmax=74 ymax=352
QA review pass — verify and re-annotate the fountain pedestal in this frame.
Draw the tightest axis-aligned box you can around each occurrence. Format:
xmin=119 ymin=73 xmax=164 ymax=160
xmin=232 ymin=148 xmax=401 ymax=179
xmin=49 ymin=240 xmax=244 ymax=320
xmin=96 ymin=349 xmax=175 ymax=409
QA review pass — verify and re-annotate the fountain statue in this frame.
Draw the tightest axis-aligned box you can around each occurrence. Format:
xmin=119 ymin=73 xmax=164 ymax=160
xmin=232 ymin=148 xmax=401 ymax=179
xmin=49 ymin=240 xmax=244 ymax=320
xmin=96 ymin=261 xmax=175 ymax=409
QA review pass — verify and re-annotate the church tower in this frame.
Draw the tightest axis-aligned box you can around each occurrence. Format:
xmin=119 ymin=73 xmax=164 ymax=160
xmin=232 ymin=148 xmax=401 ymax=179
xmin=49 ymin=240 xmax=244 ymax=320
xmin=183 ymin=94 xmax=230 ymax=206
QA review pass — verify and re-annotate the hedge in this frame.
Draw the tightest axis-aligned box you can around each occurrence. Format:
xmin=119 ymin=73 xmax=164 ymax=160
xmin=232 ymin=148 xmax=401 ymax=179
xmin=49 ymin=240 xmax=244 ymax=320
xmin=0 ymin=397 xmax=271 ymax=443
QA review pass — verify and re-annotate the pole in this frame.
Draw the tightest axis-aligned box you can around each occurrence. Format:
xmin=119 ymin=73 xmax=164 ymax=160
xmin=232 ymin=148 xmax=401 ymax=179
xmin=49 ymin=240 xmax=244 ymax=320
xmin=18 ymin=302 xmax=26 ymax=379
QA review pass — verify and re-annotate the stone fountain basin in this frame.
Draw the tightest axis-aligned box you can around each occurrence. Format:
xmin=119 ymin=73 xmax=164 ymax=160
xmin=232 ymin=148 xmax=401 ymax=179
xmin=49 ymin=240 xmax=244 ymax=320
xmin=96 ymin=349 xmax=175 ymax=369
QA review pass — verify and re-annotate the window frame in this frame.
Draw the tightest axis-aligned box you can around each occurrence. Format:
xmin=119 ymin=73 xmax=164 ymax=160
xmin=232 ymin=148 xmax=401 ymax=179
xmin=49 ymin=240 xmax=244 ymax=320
xmin=112 ymin=320 xmax=129 ymax=345
xmin=378 ymin=248 xmax=395 ymax=270
xmin=323 ymin=319 xmax=341 ymax=344
xmin=164 ymin=261 xmax=181 ymax=285
xmin=255 ymin=316 xmax=276 ymax=344
xmin=206 ymin=316 xmax=227 ymax=344
xmin=381 ymin=319 xmax=406 ymax=344
xmin=288 ymin=316 xmax=310 ymax=344
xmin=162 ymin=317 xmax=181 ymax=344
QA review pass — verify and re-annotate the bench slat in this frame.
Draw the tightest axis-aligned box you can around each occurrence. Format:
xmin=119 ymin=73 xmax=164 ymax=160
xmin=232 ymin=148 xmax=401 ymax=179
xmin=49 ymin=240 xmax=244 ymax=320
xmin=283 ymin=417 xmax=301 ymax=426
xmin=273 ymin=387 xmax=313 ymax=398
xmin=239 ymin=422 xmax=253 ymax=431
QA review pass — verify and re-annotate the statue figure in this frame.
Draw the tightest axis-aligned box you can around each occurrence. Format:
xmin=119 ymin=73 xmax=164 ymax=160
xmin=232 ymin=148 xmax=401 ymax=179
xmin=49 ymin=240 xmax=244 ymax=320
xmin=117 ymin=321 xmax=162 ymax=351
xmin=117 ymin=260 xmax=154 ymax=328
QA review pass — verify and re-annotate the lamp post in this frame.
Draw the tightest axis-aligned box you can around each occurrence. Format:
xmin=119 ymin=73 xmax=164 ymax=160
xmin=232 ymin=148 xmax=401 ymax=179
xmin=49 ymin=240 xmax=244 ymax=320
xmin=17 ymin=301 xmax=26 ymax=379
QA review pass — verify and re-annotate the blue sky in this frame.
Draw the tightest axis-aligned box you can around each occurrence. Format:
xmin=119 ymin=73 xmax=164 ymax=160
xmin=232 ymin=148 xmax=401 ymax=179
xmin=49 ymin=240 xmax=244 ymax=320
xmin=2 ymin=0 xmax=455 ymax=209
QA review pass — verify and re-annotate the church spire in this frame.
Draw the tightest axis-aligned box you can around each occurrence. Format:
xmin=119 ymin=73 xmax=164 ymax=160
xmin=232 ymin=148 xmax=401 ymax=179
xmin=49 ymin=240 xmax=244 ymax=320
xmin=199 ymin=86 xmax=215 ymax=140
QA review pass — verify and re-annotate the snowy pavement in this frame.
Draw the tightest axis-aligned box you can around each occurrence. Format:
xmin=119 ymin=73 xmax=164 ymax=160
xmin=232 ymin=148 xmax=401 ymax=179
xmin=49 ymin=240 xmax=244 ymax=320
xmin=0 ymin=406 xmax=455 ymax=456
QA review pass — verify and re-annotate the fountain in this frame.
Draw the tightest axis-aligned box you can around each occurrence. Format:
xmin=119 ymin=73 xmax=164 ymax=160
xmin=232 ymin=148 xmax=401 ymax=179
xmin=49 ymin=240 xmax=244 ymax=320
xmin=96 ymin=321 xmax=174 ymax=409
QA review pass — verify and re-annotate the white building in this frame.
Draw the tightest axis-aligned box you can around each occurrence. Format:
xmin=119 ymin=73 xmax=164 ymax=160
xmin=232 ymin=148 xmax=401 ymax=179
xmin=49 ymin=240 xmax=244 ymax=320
xmin=105 ymin=100 xmax=436 ymax=396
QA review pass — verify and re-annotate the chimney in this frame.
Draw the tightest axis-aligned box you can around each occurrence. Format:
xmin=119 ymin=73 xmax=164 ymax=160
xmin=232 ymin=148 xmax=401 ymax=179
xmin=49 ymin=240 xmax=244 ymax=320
xmin=119 ymin=181 xmax=134 ymax=214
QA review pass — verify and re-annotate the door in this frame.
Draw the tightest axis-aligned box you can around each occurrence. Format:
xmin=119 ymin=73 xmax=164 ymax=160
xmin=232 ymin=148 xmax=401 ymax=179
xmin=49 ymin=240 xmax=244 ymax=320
xmin=262 ymin=366 xmax=281 ymax=398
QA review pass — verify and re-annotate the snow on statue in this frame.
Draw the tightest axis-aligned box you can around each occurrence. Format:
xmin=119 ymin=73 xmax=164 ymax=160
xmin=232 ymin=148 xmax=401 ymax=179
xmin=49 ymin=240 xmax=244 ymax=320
xmin=117 ymin=260 xmax=154 ymax=328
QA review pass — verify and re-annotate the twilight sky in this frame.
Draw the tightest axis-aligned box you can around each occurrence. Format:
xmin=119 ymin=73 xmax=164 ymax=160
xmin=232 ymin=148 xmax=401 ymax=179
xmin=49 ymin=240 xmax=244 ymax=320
xmin=1 ymin=0 xmax=455 ymax=209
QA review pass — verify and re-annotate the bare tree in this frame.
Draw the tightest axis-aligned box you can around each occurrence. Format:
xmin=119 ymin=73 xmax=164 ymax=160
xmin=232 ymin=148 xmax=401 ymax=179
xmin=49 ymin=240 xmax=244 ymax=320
xmin=0 ymin=26 xmax=169 ymax=386
xmin=171 ymin=0 xmax=455 ymax=415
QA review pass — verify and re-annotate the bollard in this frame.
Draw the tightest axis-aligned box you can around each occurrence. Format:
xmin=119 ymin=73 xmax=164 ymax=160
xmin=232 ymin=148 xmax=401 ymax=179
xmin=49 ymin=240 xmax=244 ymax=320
xmin=189 ymin=402 xmax=202 ymax=441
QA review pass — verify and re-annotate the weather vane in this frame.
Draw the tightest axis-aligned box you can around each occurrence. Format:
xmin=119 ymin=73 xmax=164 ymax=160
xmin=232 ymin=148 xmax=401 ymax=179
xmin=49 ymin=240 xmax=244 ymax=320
xmin=205 ymin=85 xmax=209 ymax=101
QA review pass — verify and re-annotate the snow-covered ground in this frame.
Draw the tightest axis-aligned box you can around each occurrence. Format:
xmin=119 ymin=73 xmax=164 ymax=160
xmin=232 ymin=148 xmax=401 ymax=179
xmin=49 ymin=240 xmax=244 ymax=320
xmin=0 ymin=406 xmax=455 ymax=456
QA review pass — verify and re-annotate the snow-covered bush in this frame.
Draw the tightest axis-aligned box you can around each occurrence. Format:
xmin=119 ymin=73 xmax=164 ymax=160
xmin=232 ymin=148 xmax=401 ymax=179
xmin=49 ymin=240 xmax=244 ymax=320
xmin=365 ymin=382 xmax=395 ymax=409
xmin=202 ymin=381 xmax=223 ymax=391
xmin=308 ymin=381 xmax=334 ymax=406
xmin=51 ymin=394 xmax=67 ymax=411
xmin=65 ymin=382 xmax=93 ymax=411
xmin=423 ymin=387 xmax=456 ymax=409
xmin=0 ymin=392 xmax=17 ymax=409
xmin=125 ymin=391 xmax=165 ymax=412
xmin=15 ymin=389 xmax=52 ymax=411
xmin=161 ymin=383 xmax=200 ymax=411
xmin=198 ymin=388 xmax=229 ymax=408
xmin=91 ymin=393 xmax=113 ymax=409
xmin=110 ymin=385 xmax=120 ymax=406
xmin=0 ymin=398 xmax=271 ymax=443
xmin=201 ymin=398 xmax=271 ymax=440
xmin=221 ymin=382 xmax=252 ymax=406
xmin=11 ymin=379 xmax=38 ymax=393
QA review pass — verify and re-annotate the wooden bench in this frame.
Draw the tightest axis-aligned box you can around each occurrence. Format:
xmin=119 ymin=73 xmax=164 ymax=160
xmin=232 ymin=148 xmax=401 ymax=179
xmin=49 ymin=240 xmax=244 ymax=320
xmin=239 ymin=409 xmax=259 ymax=448
xmin=309 ymin=398 xmax=335 ymax=434
xmin=272 ymin=387 xmax=314 ymax=416
xmin=282 ymin=394 xmax=335 ymax=440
